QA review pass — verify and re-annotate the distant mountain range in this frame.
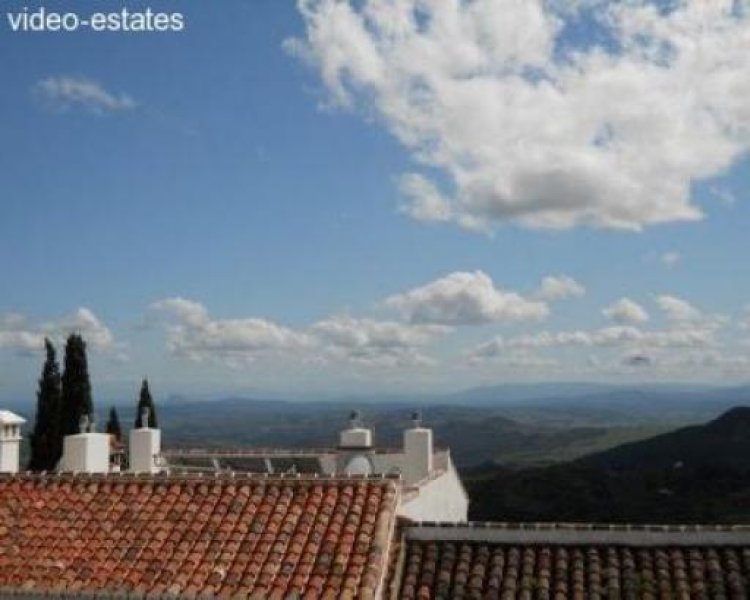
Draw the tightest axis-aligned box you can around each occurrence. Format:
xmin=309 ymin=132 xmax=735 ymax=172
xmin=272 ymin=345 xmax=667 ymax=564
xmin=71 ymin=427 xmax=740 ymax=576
xmin=467 ymin=406 xmax=750 ymax=524
xmin=445 ymin=381 xmax=720 ymax=404
xmin=5 ymin=380 xmax=748 ymax=419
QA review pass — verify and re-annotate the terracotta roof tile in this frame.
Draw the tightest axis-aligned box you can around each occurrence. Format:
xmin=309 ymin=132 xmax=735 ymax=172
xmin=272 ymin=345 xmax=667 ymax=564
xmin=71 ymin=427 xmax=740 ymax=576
xmin=396 ymin=527 xmax=750 ymax=600
xmin=0 ymin=473 xmax=398 ymax=598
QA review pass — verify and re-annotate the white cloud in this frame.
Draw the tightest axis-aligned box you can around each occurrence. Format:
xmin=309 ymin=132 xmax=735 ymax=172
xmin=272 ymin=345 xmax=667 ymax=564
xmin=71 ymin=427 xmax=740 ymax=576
xmin=602 ymin=297 xmax=649 ymax=324
xmin=151 ymin=299 xmax=446 ymax=369
xmin=668 ymin=350 xmax=750 ymax=372
xmin=469 ymin=347 xmax=558 ymax=370
xmin=152 ymin=298 xmax=312 ymax=366
xmin=45 ymin=307 xmax=115 ymax=349
xmin=0 ymin=307 xmax=115 ymax=355
xmin=34 ymin=76 xmax=136 ymax=113
xmin=291 ymin=0 xmax=750 ymax=231
xmin=397 ymin=173 xmax=453 ymax=223
xmin=0 ymin=312 xmax=43 ymax=354
xmin=660 ymin=251 xmax=681 ymax=268
xmin=656 ymin=294 xmax=702 ymax=322
xmin=384 ymin=270 xmax=548 ymax=325
xmin=311 ymin=314 xmax=445 ymax=367
xmin=0 ymin=330 xmax=45 ymax=355
xmin=536 ymin=275 xmax=585 ymax=301
xmin=474 ymin=322 xmax=717 ymax=356
xmin=150 ymin=297 xmax=209 ymax=327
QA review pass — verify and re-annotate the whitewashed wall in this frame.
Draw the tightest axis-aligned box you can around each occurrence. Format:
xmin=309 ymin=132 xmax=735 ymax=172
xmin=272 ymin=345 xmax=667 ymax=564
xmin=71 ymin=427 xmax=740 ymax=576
xmin=398 ymin=466 xmax=469 ymax=522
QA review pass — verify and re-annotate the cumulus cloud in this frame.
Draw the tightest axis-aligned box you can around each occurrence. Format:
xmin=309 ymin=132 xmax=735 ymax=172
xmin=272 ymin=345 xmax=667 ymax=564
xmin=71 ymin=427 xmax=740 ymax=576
xmin=150 ymin=297 xmax=209 ymax=327
xmin=536 ymin=275 xmax=585 ymax=301
xmin=290 ymin=0 xmax=750 ymax=231
xmin=34 ymin=76 xmax=136 ymax=113
xmin=603 ymin=298 xmax=649 ymax=324
xmin=668 ymin=350 xmax=750 ymax=372
xmin=384 ymin=271 xmax=548 ymax=325
xmin=473 ymin=322 xmax=717 ymax=359
xmin=150 ymin=299 xmax=446 ymax=369
xmin=469 ymin=346 xmax=558 ymax=370
xmin=0 ymin=330 xmax=44 ymax=355
xmin=145 ymin=294 xmax=736 ymax=377
xmin=44 ymin=308 xmax=115 ymax=349
xmin=311 ymin=315 xmax=445 ymax=367
xmin=397 ymin=173 xmax=453 ymax=224
xmin=656 ymin=294 xmax=702 ymax=322
xmin=0 ymin=307 xmax=115 ymax=355
xmin=151 ymin=298 xmax=312 ymax=366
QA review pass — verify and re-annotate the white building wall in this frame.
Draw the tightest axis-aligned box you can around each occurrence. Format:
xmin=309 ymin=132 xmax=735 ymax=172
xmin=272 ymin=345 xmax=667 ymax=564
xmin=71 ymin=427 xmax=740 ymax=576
xmin=398 ymin=466 xmax=469 ymax=523
xmin=0 ymin=437 xmax=20 ymax=473
xmin=371 ymin=453 xmax=404 ymax=476
xmin=0 ymin=412 xmax=25 ymax=474
xmin=318 ymin=454 xmax=337 ymax=475
xmin=371 ymin=450 xmax=451 ymax=479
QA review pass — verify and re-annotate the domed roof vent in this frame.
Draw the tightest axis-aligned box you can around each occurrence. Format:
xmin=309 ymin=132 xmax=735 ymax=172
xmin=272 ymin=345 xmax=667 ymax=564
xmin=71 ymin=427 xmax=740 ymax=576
xmin=345 ymin=454 xmax=372 ymax=476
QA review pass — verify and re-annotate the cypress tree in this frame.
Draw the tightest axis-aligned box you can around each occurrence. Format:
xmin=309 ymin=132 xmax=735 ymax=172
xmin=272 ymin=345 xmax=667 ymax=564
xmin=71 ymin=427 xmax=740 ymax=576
xmin=60 ymin=334 xmax=94 ymax=436
xmin=105 ymin=407 xmax=122 ymax=442
xmin=134 ymin=378 xmax=158 ymax=428
xmin=28 ymin=338 xmax=62 ymax=471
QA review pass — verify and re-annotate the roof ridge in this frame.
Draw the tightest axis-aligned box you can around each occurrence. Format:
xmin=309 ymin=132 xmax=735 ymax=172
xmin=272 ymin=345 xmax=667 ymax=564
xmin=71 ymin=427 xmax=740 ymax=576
xmin=0 ymin=471 xmax=402 ymax=485
xmin=411 ymin=520 xmax=750 ymax=532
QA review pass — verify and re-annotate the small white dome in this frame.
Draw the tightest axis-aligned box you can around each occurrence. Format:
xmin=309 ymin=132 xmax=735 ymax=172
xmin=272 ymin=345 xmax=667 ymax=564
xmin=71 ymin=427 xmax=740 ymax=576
xmin=345 ymin=455 xmax=372 ymax=476
xmin=0 ymin=410 xmax=25 ymax=425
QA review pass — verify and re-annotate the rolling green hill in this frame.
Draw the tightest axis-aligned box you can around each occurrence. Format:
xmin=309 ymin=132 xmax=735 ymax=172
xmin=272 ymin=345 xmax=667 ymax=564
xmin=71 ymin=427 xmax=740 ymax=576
xmin=466 ymin=406 xmax=750 ymax=524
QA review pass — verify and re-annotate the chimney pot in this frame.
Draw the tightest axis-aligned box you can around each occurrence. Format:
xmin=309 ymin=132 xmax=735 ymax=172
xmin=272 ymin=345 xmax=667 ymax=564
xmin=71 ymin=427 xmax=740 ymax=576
xmin=0 ymin=410 xmax=25 ymax=474
xmin=403 ymin=414 xmax=433 ymax=485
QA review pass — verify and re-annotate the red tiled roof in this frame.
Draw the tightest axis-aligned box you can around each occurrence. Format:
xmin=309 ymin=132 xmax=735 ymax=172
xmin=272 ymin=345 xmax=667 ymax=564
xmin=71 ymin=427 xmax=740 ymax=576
xmin=393 ymin=524 xmax=750 ymax=600
xmin=0 ymin=473 xmax=399 ymax=599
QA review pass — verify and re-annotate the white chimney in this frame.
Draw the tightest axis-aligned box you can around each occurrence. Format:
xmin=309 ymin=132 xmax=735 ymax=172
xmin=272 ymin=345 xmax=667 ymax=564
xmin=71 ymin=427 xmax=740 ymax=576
xmin=61 ymin=414 xmax=110 ymax=473
xmin=403 ymin=411 xmax=433 ymax=485
xmin=129 ymin=406 xmax=161 ymax=473
xmin=339 ymin=410 xmax=372 ymax=449
xmin=0 ymin=410 xmax=25 ymax=473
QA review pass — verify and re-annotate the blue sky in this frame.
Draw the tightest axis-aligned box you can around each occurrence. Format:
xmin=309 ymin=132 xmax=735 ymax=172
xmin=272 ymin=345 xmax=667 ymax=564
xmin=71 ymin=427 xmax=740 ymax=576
xmin=1 ymin=0 xmax=749 ymax=404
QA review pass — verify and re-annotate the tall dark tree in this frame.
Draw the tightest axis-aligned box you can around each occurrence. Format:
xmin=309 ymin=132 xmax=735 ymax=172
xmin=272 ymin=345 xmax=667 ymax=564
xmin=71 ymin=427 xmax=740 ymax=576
xmin=60 ymin=334 xmax=94 ymax=436
xmin=28 ymin=338 xmax=62 ymax=471
xmin=105 ymin=407 xmax=122 ymax=442
xmin=134 ymin=378 xmax=158 ymax=428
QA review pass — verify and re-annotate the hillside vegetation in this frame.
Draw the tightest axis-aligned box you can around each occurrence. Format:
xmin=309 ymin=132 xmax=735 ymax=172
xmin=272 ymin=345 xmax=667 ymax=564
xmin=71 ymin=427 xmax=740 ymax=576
xmin=467 ymin=407 xmax=750 ymax=523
